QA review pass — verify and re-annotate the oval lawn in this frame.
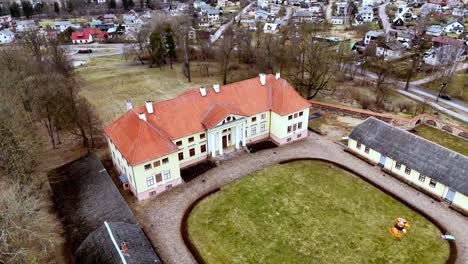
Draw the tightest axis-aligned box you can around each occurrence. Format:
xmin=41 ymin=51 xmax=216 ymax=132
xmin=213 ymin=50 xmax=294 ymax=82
xmin=187 ymin=160 xmax=450 ymax=263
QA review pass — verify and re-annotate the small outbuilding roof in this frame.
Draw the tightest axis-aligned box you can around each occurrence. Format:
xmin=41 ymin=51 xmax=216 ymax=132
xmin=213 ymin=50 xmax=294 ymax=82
xmin=349 ymin=117 xmax=468 ymax=196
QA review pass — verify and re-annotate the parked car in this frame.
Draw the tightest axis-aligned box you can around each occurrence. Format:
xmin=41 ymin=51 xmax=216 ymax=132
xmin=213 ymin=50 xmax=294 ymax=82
xmin=440 ymin=94 xmax=451 ymax=100
xmin=77 ymin=49 xmax=93 ymax=54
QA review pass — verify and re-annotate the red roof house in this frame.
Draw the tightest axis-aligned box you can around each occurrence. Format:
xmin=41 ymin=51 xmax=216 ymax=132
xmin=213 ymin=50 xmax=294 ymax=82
xmin=71 ymin=28 xmax=108 ymax=44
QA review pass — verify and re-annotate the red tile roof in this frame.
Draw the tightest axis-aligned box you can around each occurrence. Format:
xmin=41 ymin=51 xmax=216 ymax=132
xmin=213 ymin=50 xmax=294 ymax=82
xmin=432 ymin=36 xmax=465 ymax=47
xmin=71 ymin=27 xmax=108 ymax=41
xmin=201 ymin=102 xmax=246 ymax=128
xmin=104 ymin=75 xmax=310 ymax=164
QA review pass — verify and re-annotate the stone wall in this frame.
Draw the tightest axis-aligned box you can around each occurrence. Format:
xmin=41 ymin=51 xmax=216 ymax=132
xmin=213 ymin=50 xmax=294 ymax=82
xmin=309 ymin=100 xmax=468 ymax=141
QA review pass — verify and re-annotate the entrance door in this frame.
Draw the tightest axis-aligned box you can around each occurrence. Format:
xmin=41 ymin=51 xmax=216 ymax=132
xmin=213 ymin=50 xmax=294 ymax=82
xmin=222 ymin=135 xmax=228 ymax=148
xmin=445 ymin=189 xmax=456 ymax=203
xmin=378 ymin=155 xmax=386 ymax=167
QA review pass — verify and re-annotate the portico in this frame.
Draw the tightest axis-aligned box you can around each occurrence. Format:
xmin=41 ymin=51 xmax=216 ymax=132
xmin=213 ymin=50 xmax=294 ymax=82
xmin=208 ymin=119 xmax=247 ymax=157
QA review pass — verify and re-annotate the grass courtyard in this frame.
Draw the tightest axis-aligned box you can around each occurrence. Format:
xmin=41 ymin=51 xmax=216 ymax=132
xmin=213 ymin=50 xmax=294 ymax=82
xmin=423 ymin=70 xmax=467 ymax=102
xmin=188 ymin=160 xmax=449 ymax=264
xmin=413 ymin=125 xmax=468 ymax=156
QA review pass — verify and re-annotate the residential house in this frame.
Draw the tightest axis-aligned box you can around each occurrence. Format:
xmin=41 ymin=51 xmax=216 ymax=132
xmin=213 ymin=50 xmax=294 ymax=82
xmin=426 ymin=25 xmax=444 ymax=36
xmin=263 ymin=22 xmax=279 ymax=33
xmin=15 ymin=20 xmax=36 ymax=32
xmin=452 ymin=8 xmax=465 ymax=17
xmin=207 ymin=9 xmax=220 ymax=22
xmin=331 ymin=16 xmax=345 ymax=24
xmin=193 ymin=0 xmax=207 ymax=9
xmin=362 ymin=0 xmax=383 ymax=6
xmin=336 ymin=1 xmax=350 ymax=16
xmin=444 ymin=20 xmax=464 ymax=35
xmin=376 ymin=40 xmax=406 ymax=59
xmin=424 ymin=36 xmax=466 ymax=65
xmin=71 ymin=28 xmax=108 ymax=44
xmin=258 ymin=0 xmax=268 ymax=8
xmin=358 ymin=5 xmax=374 ymax=22
xmin=99 ymin=14 xmax=117 ymax=23
xmin=0 ymin=15 xmax=12 ymax=26
xmin=0 ymin=28 xmax=14 ymax=44
xmin=347 ymin=117 xmax=468 ymax=216
xmin=396 ymin=32 xmax=414 ymax=48
xmin=104 ymin=74 xmax=311 ymax=201
xmin=364 ymin=30 xmax=385 ymax=45
xmin=393 ymin=17 xmax=405 ymax=27
xmin=54 ymin=21 xmax=79 ymax=33
xmin=255 ymin=9 xmax=271 ymax=21
xmin=292 ymin=10 xmax=316 ymax=23
xmin=420 ymin=3 xmax=442 ymax=15
xmin=396 ymin=4 xmax=416 ymax=21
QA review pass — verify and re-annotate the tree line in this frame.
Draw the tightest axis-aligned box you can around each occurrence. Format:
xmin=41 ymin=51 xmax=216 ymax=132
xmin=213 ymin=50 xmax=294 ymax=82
xmin=0 ymin=29 xmax=101 ymax=263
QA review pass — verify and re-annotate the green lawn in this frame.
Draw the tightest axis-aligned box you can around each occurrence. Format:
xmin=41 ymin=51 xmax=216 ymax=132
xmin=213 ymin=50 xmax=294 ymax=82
xmin=413 ymin=125 xmax=468 ymax=156
xmin=188 ymin=160 xmax=449 ymax=264
xmin=423 ymin=70 xmax=467 ymax=102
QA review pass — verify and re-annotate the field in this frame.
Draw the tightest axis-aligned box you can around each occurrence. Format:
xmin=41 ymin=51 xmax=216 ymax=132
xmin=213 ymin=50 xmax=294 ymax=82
xmin=413 ymin=125 xmax=468 ymax=156
xmin=77 ymin=55 xmax=221 ymax=124
xmin=423 ymin=70 xmax=467 ymax=101
xmin=188 ymin=160 xmax=449 ymax=264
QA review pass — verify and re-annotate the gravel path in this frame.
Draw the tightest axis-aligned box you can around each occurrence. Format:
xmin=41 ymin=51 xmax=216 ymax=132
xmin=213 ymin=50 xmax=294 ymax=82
xmin=137 ymin=133 xmax=468 ymax=264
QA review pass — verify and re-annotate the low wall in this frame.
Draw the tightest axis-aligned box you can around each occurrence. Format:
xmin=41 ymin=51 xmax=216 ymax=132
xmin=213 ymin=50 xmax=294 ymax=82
xmin=309 ymin=100 xmax=468 ymax=141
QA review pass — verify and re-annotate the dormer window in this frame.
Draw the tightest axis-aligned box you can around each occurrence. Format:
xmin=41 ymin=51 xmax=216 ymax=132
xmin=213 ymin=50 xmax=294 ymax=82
xmin=226 ymin=116 xmax=231 ymax=122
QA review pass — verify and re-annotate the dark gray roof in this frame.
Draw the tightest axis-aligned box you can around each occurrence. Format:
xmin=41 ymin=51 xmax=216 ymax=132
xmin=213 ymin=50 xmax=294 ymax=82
xmin=349 ymin=117 xmax=468 ymax=196
xmin=76 ymin=222 xmax=161 ymax=264
xmin=48 ymin=154 xmax=161 ymax=263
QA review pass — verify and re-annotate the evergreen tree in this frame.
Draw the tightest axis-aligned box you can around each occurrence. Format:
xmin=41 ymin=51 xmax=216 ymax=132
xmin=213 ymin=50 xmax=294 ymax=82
xmin=150 ymin=31 xmax=165 ymax=67
xmin=108 ymin=0 xmax=116 ymax=9
xmin=21 ymin=0 xmax=33 ymax=18
xmin=9 ymin=2 xmax=21 ymax=18
xmin=122 ymin=0 xmax=129 ymax=10
xmin=128 ymin=0 xmax=134 ymax=8
xmin=164 ymin=24 xmax=176 ymax=69
xmin=54 ymin=2 xmax=60 ymax=14
xmin=67 ymin=0 xmax=74 ymax=12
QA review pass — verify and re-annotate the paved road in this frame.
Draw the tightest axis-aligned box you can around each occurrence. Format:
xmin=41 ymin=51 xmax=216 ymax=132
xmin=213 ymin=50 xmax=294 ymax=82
xmin=136 ymin=133 xmax=468 ymax=264
xmin=61 ymin=43 xmax=125 ymax=60
xmin=356 ymin=66 xmax=468 ymax=122
xmin=210 ymin=2 xmax=254 ymax=44
xmin=378 ymin=3 xmax=391 ymax=33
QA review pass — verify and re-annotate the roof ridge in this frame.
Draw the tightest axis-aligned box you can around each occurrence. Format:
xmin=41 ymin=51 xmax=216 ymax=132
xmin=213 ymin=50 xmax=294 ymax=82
xmin=128 ymin=110 xmax=144 ymax=163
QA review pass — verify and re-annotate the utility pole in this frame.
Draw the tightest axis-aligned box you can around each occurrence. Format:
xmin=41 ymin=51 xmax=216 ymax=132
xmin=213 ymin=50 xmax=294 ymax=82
xmin=436 ymin=82 xmax=447 ymax=103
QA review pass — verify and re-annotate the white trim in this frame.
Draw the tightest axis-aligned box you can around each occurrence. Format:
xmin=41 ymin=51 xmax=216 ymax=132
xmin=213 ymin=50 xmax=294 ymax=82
xmin=104 ymin=221 xmax=128 ymax=264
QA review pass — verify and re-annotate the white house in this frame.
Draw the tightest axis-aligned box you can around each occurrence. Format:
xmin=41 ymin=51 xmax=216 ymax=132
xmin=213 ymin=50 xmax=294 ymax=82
xmin=347 ymin=117 xmax=468 ymax=216
xmin=263 ymin=22 xmax=279 ymax=33
xmin=53 ymin=21 xmax=80 ymax=33
xmin=426 ymin=25 xmax=444 ymax=36
xmin=15 ymin=20 xmax=36 ymax=32
xmin=358 ymin=5 xmax=374 ymax=22
xmin=376 ymin=40 xmax=406 ymax=59
xmin=104 ymin=74 xmax=310 ymax=201
xmin=424 ymin=36 xmax=466 ymax=66
xmin=330 ymin=16 xmax=345 ymax=24
xmin=0 ymin=28 xmax=14 ymax=44
xmin=206 ymin=9 xmax=220 ymax=22
xmin=364 ymin=30 xmax=384 ymax=45
xmin=255 ymin=9 xmax=271 ymax=21
xmin=444 ymin=20 xmax=464 ymax=35
xmin=336 ymin=1 xmax=350 ymax=16
xmin=396 ymin=4 xmax=416 ymax=21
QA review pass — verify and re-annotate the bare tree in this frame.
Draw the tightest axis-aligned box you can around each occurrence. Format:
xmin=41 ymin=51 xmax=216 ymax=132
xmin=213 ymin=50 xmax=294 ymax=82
xmin=217 ymin=26 xmax=237 ymax=85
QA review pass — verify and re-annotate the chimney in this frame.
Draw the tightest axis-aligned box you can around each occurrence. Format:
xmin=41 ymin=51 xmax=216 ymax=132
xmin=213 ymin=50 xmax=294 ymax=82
xmin=275 ymin=72 xmax=281 ymax=80
xmin=145 ymin=101 xmax=153 ymax=114
xmin=138 ymin=112 xmax=147 ymax=121
xmin=126 ymin=100 xmax=133 ymax=111
xmin=213 ymin=83 xmax=220 ymax=93
xmin=121 ymin=242 xmax=128 ymax=254
xmin=259 ymin=73 xmax=266 ymax=86
xmin=200 ymin=86 xmax=207 ymax=96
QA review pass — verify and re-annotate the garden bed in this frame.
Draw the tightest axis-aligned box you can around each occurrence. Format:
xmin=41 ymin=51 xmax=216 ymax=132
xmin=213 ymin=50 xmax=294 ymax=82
xmin=180 ymin=160 xmax=217 ymax=182
xmin=247 ymin=140 xmax=278 ymax=153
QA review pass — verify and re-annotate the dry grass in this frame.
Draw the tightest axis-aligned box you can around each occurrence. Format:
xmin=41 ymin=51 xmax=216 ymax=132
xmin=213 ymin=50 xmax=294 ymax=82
xmin=413 ymin=125 xmax=468 ymax=156
xmin=77 ymin=55 xmax=222 ymax=124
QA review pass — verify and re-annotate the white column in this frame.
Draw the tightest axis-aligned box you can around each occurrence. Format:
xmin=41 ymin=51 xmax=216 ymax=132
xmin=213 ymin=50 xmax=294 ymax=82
xmin=235 ymin=124 xmax=240 ymax=149
xmin=242 ymin=123 xmax=246 ymax=147
xmin=218 ymin=131 xmax=224 ymax=155
xmin=210 ymin=132 xmax=216 ymax=157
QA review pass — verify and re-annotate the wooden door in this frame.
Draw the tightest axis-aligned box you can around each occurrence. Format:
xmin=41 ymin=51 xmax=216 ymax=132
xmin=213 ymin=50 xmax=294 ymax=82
xmin=222 ymin=135 xmax=227 ymax=148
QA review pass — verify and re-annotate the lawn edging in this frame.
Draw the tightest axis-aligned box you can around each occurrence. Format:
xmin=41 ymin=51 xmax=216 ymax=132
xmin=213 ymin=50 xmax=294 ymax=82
xmin=181 ymin=158 xmax=456 ymax=264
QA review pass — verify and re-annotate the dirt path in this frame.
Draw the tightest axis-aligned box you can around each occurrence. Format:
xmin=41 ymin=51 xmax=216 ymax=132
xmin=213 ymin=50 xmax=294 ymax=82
xmin=134 ymin=133 xmax=468 ymax=264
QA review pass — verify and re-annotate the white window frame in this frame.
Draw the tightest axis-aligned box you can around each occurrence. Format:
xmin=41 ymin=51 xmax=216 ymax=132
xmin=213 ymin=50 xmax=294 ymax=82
xmin=261 ymin=113 xmax=266 ymax=119
xmin=251 ymin=126 xmax=257 ymax=135
xmin=260 ymin=123 xmax=266 ymax=132
xmin=162 ymin=170 xmax=171 ymax=180
xmin=146 ymin=176 xmax=155 ymax=186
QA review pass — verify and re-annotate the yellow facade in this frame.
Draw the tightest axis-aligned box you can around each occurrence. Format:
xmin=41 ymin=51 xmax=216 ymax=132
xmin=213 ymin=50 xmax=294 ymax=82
xmin=270 ymin=108 xmax=309 ymax=141
xmin=172 ymin=131 xmax=209 ymax=168
xmin=348 ymin=138 xmax=468 ymax=215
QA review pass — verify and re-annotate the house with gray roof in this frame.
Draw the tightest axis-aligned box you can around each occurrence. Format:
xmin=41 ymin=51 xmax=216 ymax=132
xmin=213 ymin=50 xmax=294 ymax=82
xmin=48 ymin=154 xmax=162 ymax=263
xmin=347 ymin=117 xmax=468 ymax=215
xmin=0 ymin=28 xmax=14 ymax=44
